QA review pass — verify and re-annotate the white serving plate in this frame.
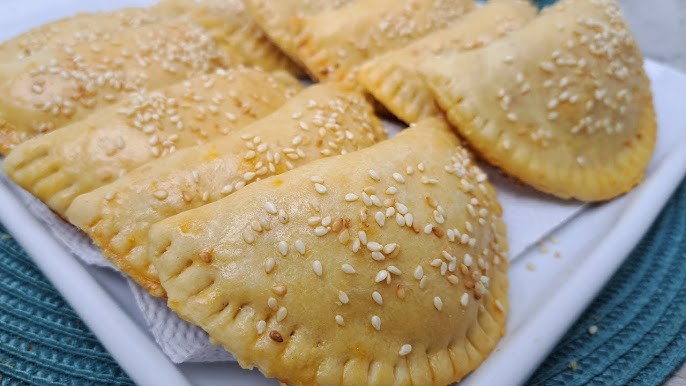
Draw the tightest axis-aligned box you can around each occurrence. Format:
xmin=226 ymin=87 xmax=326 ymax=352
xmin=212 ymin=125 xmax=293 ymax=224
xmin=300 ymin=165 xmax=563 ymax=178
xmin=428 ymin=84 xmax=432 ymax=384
xmin=1 ymin=2 xmax=686 ymax=385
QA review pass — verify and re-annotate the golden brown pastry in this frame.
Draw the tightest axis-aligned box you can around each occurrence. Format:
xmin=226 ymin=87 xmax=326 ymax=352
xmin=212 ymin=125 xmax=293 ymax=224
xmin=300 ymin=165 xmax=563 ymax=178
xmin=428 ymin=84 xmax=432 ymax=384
xmin=420 ymin=0 xmax=656 ymax=201
xmin=0 ymin=8 xmax=158 ymax=62
xmin=150 ymin=120 xmax=508 ymax=384
xmin=357 ymin=0 xmax=536 ymax=124
xmin=0 ymin=18 xmax=232 ymax=155
xmin=295 ymin=0 xmax=475 ymax=82
xmin=66 ymin=83 xmax=385 ymax=297
xmin=243 ymin=0 xmax=354 ymax=67
xmin=3 ymin=67 xmax=301 ymax=215
xmin=153 ymin=0 xmax=303 ymax=76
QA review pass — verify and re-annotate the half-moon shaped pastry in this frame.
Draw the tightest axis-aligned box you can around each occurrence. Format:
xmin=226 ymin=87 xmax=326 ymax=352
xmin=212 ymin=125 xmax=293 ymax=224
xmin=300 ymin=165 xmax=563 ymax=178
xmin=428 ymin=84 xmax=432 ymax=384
xmin=3 ymin=67 xmax=301 ymax=215
xmin=0 ymin=18 xmax=230 ymax=155
xmin=420 ymin=0 xmax=656 ymax=201
xmin=150 ymin=120 xmax=508 ymax=384
xmin=357 ymin=0 xmax=536 ymax=124
xmin=153 ymin=0 xmax=302 ymax=76
xmin=67 ymin=83 xmax=385 ymax=297
xmin=243 ymin=0 xmax=354 ymax=67
xmin=295 ymin=0 xmax=475 ymax=82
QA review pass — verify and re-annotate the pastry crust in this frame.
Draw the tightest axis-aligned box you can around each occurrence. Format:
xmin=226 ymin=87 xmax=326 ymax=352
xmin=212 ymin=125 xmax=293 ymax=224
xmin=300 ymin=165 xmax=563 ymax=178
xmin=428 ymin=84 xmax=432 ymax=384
xmin=244 ymin=0 xmax=354 ymax=67
xmin=154 ymin=0 xmax=303 ymax=76
xmin=420 ymin=0 xmax=656 ymax=201
xmin=66 ymin=83 xmax=385 ymax=297
xmin=150 ymin=120 xmax=508 ymax=385
xmin=0 ymin=19 xmax=231 ymax=155
xmin=3 ymin=67 xmax=301 ymax=215
xmin=357 ymin=0 xmax=536 ymax=124
xmin=295 ymin=0 xmax=475 ymax=82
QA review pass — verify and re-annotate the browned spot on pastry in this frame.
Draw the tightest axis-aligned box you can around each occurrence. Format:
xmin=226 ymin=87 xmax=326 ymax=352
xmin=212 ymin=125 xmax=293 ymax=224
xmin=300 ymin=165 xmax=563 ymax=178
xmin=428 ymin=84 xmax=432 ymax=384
xmin=270 ymin=331 xmax=284 ymax=343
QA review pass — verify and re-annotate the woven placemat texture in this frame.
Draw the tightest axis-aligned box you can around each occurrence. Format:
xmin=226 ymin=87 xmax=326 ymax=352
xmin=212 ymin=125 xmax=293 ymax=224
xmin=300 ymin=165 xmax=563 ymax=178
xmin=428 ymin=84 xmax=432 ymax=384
xmin=0 ymin=224 xmax=133 ymax=386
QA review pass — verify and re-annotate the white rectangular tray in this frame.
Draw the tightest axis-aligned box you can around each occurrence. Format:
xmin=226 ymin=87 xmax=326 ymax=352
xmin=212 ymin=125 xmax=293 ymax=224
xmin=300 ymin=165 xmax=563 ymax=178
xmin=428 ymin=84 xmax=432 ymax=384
xmin=2 ymin=2 xmax=686 ymax=385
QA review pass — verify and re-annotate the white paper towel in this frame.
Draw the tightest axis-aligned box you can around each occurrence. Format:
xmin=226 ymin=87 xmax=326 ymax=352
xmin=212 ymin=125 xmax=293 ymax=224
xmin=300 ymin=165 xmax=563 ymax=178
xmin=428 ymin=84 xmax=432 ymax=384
xmin=0 ymin=138 xmax=585 ymax=363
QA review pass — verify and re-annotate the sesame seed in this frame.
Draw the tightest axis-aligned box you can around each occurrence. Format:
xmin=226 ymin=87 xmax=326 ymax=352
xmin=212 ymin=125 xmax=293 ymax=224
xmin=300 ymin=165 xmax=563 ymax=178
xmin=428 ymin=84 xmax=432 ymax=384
xmin=375 ymin=270 xmax=389 ymax=283
xmin=464 ymin=254 xmax=473 ymax=267
xmin=314 ymin=226 xmax=329 ymax=236
xmin=310 ymin=175 xmax=323 ymax=183
xmin=265 ymin=258 xmax=275 ymax=274
xmin=399 ymin=344 xmax=412 ymax=356
xmin=314 ymin=183 xmax=327 ymax=194
xmin=447 ymin=275 xmax=459 ymax=285
xmin=358 ymin=231 xmax=368 ymax=245
xmin=367 ymin=242 xmax=382 ymax=252
xmin=243 ymin=172 xmax=256 ymax=181
xmin=507 ymin=112 xmax=518 ymax=122
xmin=414 ymin=266 xmax=424 ymax=280
xmin=419 ymin=276 xmax=428 ymax=289
xmin=338 ymin=290 xmax=349 ymax=304
xmin=370 ymin=195 xmax=382 ymax=207
xmin=374 ymin=212 xmax=385 ymax=227
xmin=434 ymin=296 xmax=443 ymax=311
xmin=352 ymin=238 xmax=361 ymax=252
xmin=417 ymin=163 xmax=425 ymax=172
xmin=335 ymin=315 xmax=345 ymax=326
xmin=382 ymin=243 xmax=397 ymax=255
xmin=460 ymin=293 xmax=469 ymax=306
xmin=294 ymin=240 xmax=305 ymax=255
xmin=404 ymin=213 xmax=414 ymax=227
xmin=368 ymin=169 xmax=380 ymax=181
xmin=361 ymin=192 xmax=373 ymax=206
xmin=371 ymin=316 xmax=381 ymax=331
xmin=345 ymin=193 xmax=359 ymax=202
xmin=341 ymin=264 xmax=356 ymax=274
xmin=267 ymin=297 xmax=277 ymax=310
xmin=275 ymin=307 xmax=288 ymax=322
xmin=264 ymin=202 xmax=277 ymax=215
xmin=495 ymin=300 xmax=505 ymax=312
xmin=104 ymin=192 xmax=115 ymax=201
xmin=313 ymin=260 xmax=323 ymax=276
xmin=392 ymin=173 xmax=405 ymax=183
xmin=277 ymin=241 xmax=288 ymax=256
xmin=372 ymin=291 xmax=383 ymax=305
xmin=371 ymin=251 xmax=385 ymax=261
xmin=257 ymin=320 xmax=266 ymax=334
xmin=153 ymin=190 xmax=168 ymax=200
xmin=321 ymin=216 xmax=332 ymax=227
xmin=387 ymin=266 xmax=402 ymax=275
xmin=386 ymin=207 xmax=395 ymax=217
xmin=395 ymin=203 xmax=408 ymax=215
xmin=385 ymin=186 xmax=398 ymax=195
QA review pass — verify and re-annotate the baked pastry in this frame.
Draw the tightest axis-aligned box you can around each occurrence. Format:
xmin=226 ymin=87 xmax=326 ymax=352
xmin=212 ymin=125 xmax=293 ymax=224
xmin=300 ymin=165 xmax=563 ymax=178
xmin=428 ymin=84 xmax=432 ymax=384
xmin=295 ymin=0 xmax=475 ymax=81
xmin=0 ymin=18 xmax=232 ymax=155
xmin=153 ymin=0 xmax=302 ymax=76
xmin=150 ymin=119 xmax=508 ymax=384
xmin=0 ymin=8 xmax=157 ymax=62
xmin=420 ymin=0 xmax=656 ymax=201
xmin=66 ymin=82 xmax=385 ymax=297
xmin=243 ymin=0 xmax=354 ymax=67
xmin=357 ymin=0 xmax=536 ymax=124
xmin=3 ymin=67 xmax=301 ymax=215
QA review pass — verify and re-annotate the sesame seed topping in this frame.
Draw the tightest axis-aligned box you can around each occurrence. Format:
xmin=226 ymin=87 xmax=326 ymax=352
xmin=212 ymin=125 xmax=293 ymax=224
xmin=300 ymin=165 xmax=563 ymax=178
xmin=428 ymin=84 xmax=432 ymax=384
xmin=371 ymin=251 xmax=385 ymax=261
xmin=368 ymin=169 xmax=380 ymax=181
xmin=385 ymin=186 xmax=398 ymax=195
xmin=367 ymin=242 xmax=382 ymax=252
xmin=386 ymin=207 xmax=395 ymax=217
xmin=371 ymin=316 xmax=381 ymax=331
xmin=243 ymin=172 xmax=256 ymax=181
xmin=434 ymin=296 xmax=443 ymax=311
xmin=419 ymin=276 xmax=428 ymax=289
xmin=310 ymin=175 xmax=323 ymax=183
xmin=387 ymin=266 xmax=402 ymax=276
xmin=313 ymin=260 xmax=323 ymax=276
xmin=294 ymin=240 xmax=305 ymax=255
xmin=267 ymin=297 xmax=277 ymax=310
xmin=395 ymin=203 xmax=408 ymax=215
xmin=335 ymin=315 xmax=345 ymax=326
xmin=153 ymin=190 xmax=168 ymax=200
xmin=447 ymin=275 xmax=459 ymax=285
xmin=345 ymin=193 xmax=359 ymax=202
xmin=382 ymin=243 xmax=397 ymax=255
xmin=399 ymin=344 xmax=412 ymax=356
xmin=414 ymin=266 xmax=424 ymax=280
xmin=341 ymin=264 xmax=356 ymax=274
xmin=372 ymin=291 xmax=383 ymax=305
xmin=264 ymin=202 xmax=277 ymax=215
xmin=104 ymin=192 xmax=115 ymax=201
xmin=404 ymin=213 xmax=414 ymax=227
xmin=361 ymin=192 xmax=373 ymax=206
xmin=358 ymin=231 xmax=368 ymax=245
xmin=374 ymin=212 xmax=385 ymax=227
xmin=392 ymin=173 xmax=405 ymax=183
xmin=417 ymin=163 xmax=425 ymax=172
xmin=375 ymin=270 xmax=389 ymax=283
xmin=424 ymin=224 xmax=433 ymax=234
xmin=256 ymin=320 xmax=266 ymax=334
xmin=338 ymin=290 xmax=349 ymax=304
xmin=396 ymin=213 xmax=406 ymax=226
xmin=460 ymin=293 xmax=469 ymax=307
xmin=265 ymin=258 xmax=275 ymax=274
xmin=277 ymin=241 xmax=288 ymax=256
xmin=321 ymin=216 xmax=332 ymax=227
xmin=495 ymin=300 xmax=505 ymax=312
xmin=314 ymin=183 xmax=327 ymax=194
xmin=276 ymin=307 xmax=288 ymax=322
xmin=314 ymin=226 xmax=329 ymax=236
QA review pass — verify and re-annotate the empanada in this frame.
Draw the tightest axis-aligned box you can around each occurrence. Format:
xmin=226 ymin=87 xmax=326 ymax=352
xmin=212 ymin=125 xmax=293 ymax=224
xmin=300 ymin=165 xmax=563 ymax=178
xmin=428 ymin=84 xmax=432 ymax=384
xmin=357 ymin=0 xmax=536 ymax=124
xmin=66 ymin=82 xmax=385 ymax=297
xmin=3 ymin=67 xmax=301 ymax=215
xmin=154 ymin=0 xmax=302 ymax=76
xmin=243 ymin=0 xmax=354 ymax=67
xmin=150 ymin=120 xmax=508 ymax=384
xmin=0 ymin=18 xmax=230 ymax=154
xmin=420 ymin=0 xmax=656 ymax=201
xmin=295 ymin=0 xmax=475 ymax=82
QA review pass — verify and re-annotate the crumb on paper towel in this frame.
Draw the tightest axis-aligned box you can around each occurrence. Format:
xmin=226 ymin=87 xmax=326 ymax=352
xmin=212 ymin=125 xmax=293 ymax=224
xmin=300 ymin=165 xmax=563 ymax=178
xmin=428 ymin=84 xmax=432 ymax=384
xmin=588 ymin=325 xmax=598 ymax=335
xmin=526 ymin=262 xmax=537 ymax=271
xmin=569 ymin=360 xmax=578 ymax=371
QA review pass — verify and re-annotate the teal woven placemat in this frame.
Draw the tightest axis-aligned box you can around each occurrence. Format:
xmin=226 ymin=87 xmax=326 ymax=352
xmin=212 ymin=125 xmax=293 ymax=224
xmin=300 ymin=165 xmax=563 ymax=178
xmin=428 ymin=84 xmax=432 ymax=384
xmin=1 ymin=178 xmax=685 ymax=385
